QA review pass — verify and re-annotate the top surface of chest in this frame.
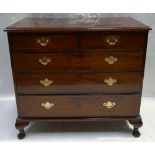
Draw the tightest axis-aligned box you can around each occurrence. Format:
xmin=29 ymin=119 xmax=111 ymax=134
xmin=5 ymin=17 xmax=151 ymax=32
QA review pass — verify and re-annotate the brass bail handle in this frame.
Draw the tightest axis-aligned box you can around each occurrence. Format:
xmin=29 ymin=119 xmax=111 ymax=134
xmin=40 ymin=78 xmax=53 ymax=87
xmin=106 ymin=35 xmax=118 ymax=46
xmin=38 ymin=56 xmax=51 ymax=65
xmin=37 ymin=36 xmax=49 ymax=47
xmin=104 ymin=56 xmax=118 ymax=65
xmin=104 ymin=77 xmax=117 ymax=86
xmin=102 ymin=101 xmax=116 ymax=109
xmin=41 ymin=102 xmax=55 ymax=110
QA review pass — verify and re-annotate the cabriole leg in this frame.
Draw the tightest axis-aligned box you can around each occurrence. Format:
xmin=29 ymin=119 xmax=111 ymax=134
xmin=15 ymin=118 xmax=30 ymax=140
xmin=129 ymin=117 xmax=143 ymax=137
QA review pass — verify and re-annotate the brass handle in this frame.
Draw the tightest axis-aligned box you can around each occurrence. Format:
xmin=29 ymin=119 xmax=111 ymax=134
xmin=41 ymin=102 xmax=55 ymax=110
xmin=104 ymin=77 xmax=117 ymax=86
xmin=40 ymin=78 xmax=53 ymax=87
xmin=37 ymin=37 xmax=49 ymax=47
xmin=106 ymin=36 xmax=118 ymax=46
xmin=102 ymin=101 xmax=116 ymax=109
xmin=104 ymin=56 xmax=118 ymax=65
xmin=38 ymin=56 xmax=51 ymax=65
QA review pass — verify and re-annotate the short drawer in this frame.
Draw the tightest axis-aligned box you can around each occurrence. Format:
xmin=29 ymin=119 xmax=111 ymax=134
xmin=13 ymin=51 xmax=144 ymax=72
xmin=15 ymin=72 xmax=142 ymax=94
xmin=80 ymin=32 xmax=145 ymax=49
xmin=10 ymin=34 xmax=77 ymax=49
xmin=17 ymin=94 xmax=140 ymax=117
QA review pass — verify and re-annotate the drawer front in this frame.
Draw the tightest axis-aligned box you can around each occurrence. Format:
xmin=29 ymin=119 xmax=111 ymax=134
xmin=15 ymin=72 xmax=142 ymax=94
xmin=80 ymin=33 xmax=145 ymax=49
xmin=10 ymin=34 xmax=77 ymax=49
xmin=13 ymin=51 xmax=144 ymax=72
xmin=17 ymin=94 xmax=140 ymax=117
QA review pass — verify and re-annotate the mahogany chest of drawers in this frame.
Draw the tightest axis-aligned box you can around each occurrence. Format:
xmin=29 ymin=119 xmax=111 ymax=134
xmin=5 ymin=17 xmax=151 ymax=139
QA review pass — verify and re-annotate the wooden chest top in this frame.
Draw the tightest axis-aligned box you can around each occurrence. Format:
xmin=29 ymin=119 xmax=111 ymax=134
xmin=5 ymin=17 xmax=151 ymax=32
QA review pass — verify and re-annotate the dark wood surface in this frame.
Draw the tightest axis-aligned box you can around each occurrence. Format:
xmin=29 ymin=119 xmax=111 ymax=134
xmin=5 ymin=17 xmax=151 ymax=32
xmin=15 ymin=72 xmax=142 ymax=94
xmin=10 ymin=33 xmax=77 ymax=49
xmin=5 ymin=17 xmax=151 ymax=138
xmin=80 ymin=32 xmax=145 ymax=49
xmin=17 ymin=94 xmax=140 ymax=117
xmin=10 ymin=32 xmax=146 ymax=50
xmin=13 ymin=51 xmax=144 ymax=72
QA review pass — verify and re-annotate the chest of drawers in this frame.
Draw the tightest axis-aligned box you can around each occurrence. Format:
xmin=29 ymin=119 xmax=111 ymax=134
xmin=5 ymin=17 xmax=151 ymax=139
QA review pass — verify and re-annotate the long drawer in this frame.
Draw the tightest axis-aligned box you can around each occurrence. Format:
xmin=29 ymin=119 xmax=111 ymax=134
xmin=17 ymin=94 xmax=140 ymax=117
xmin=13 ymin=51 xmax=144 ymax=72
xmin=15 ymin=72 xmax=142 ymax=94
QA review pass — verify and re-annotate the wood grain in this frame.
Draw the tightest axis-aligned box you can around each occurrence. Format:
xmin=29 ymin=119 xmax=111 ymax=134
xmin=5 ymin=17 xmax=151 ymax=32
xmin=10 ymin=34 xmax=77 ymax=49
xmin=17 ymin=94 xmax=140 ymax=117
xmin=13 ymin=51 xmax=144 ymax=72
xmin=15 ymin=72 xmax=142 ymax=94
xmin=80 ymin=32 xmax=145 ymax=49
